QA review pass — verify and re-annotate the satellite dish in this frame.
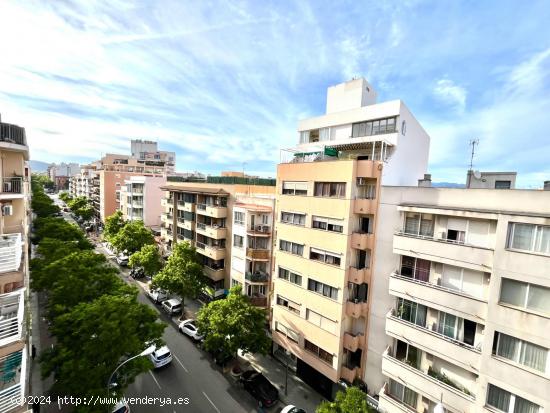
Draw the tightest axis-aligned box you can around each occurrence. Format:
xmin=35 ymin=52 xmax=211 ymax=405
xmin=473 ymin=170 xmax=482 ymax=179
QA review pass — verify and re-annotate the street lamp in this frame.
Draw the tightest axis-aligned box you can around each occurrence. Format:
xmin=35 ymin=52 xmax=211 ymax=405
xmin=106 ymin=345 xmax=155 ymax=411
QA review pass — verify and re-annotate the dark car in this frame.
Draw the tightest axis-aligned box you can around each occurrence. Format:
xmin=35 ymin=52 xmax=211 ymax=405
xmin=240 ymin=370 xmax=278 ymax=408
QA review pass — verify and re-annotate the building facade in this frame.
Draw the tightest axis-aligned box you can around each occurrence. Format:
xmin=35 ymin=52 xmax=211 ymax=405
xmin=119 ymin=175 xmax=166 ymax=228
xmin=130 ymin=139 xmax=176 ymax=174
xmin=270 ymin=78 xmax=430 ymax=399
xmin=373 ymin=186 xmax=550 ymax=413
xmin=0 ymin=115 xmax=31 ymax=412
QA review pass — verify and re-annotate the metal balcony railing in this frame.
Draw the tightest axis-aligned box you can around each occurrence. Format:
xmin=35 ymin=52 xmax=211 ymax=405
xmin=1 ymin=177 xmax=23 ymax=194
xmin=0 ymin=234 xmax=22 ymax=274
xmin=0 ymin=123 xmax=27 ymax=146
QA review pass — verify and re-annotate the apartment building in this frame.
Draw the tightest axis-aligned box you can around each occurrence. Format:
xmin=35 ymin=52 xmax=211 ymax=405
xmin=130 ymin=139 xmax=176 ymax=174
xmin=119 ymin=175 xmax=166 ymax=228
xmin=160 ymin=176 xmax=275 ymax=303
xmin=47 ymin=162 xmax=79 ymax=191
xmin=270 ymin=78 xmax=430 ymax=399
xmin=0 ymin=115 xmax=31 ymax=412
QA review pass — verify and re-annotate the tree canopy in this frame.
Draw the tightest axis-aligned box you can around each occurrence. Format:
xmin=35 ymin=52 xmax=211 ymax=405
xmin=110 ymin=220 xmax=154 ymax=254
xmin=316 ymin=387 xmax=372 ymax=413
xmin=152 ymin=241 xmax=204 ymax=307
xmin=32 ymin=217 xmax=91 ymax=248
xmin=104 ymin=210 xmax=125 ymax=241
xmin=196 ymin=285 xmax=270 ymax=360
xmin=67 ymin=196 xmax=94 ymax=220
xmin=129 ymin=244 xmax=163 ymax=276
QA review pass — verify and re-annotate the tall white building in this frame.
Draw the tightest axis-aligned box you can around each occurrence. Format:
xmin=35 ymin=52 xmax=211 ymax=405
xmin=130 ymin=139 xmax=176 ymax=174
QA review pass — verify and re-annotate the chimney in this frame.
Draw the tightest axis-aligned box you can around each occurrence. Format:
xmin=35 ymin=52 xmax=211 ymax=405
xmin=544 ymin=181 xmax=550 ymax=191
xmin=418 ymin=174 xmax=432 ymax=188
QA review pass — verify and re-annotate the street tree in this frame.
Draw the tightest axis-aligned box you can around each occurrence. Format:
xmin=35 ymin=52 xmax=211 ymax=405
xmin=58 ymin=192 xmax=72 ymax=202
xmin=110 ymin=220 xmax=154 ymax=254
xmin=103 ymin=210 xmax=125 ymax=241
xmin=31 ymin=191 xmax=60 ymax=218
xmin=152 ymin=241 xmax=204 ymax=308
xmin=40 ymin=294 xmax=165 ymax=412
xmin=129 ymin=244 xmax=163 ymax=276
xmin=32 ymin=217 xmax=91 ymax=248
xmin=316 ymin=387 xmax=372 ymax=413
xmin=196 ymin=285 xmax=270 ymax=362
xmin=68 ymin=196 xmax=94 ymax=220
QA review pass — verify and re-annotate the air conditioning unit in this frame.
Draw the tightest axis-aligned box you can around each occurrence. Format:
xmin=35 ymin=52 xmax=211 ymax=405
xmin=3 ymin=182 xmax=11 ymax=192
xmin=357 ymin=177 xmax=368 ymax=186
xmin=2 ymin=205 xmax=12 ymax=216
xmin=256 ymin=225 xmax=263 ymax=231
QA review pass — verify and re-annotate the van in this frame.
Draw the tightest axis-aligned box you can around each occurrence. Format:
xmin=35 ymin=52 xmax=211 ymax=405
xmin=161 ymin=298 xmax=182 ymax=315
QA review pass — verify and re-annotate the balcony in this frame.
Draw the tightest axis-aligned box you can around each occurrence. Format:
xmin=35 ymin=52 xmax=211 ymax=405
xmin=0 ymin=178 xmax=23 ymax=195
xmin=246 ymin=248 xmax=270 ymax=261
xmin=177 ymin=202 xmax=195 ymax=212
xmin=196 ymin=204 xmax=227 ymax=218
xmin=350 ymin=232 xmax=374 ymax=250
xmin=346 ymin=300 xmax=368 ymax=318
xmin=248 ymin=295 xmax=268 ymax=307
xmin=389 ymin=272 xmax=488 ymax=320
xmin=0 ymin=122 xmax=27 ymax=146
xmin=245 ymin=271 xmax=269 ymax=283
xmin=382 ymin=348 xmax=476 ymax=413
xmin=195 ymin=223 xmax=227 ymax=239
xmin=0 ymin=350 xmax=25 ymax=413
xmin=353 ymin=198 xmax=376 ymax=215
xmin=176 ymin=219 xmax=193 ymax=231
xmin=196 ymin=242 xmax=225 ymax=260
xmin=0 ymin=290 xmax=24 ymax=346
xmin=378 ymin=383 xmax=418 ymax=413
xmin=164 ymin=198 xmax=173 ymax=205
xmin=346 ymin=266 xmax=371 ymax=285
xmin=0 ymin=234 xmax=22 ymax=274
xmin=393 ymin=232 xmax=493 ymax=272
xmin=340 ymin=365 xmax=359 ymax=383
xmin=343 ymin=332 xmax=365 ymax=352
xmin=386 ymin=309 xmax=481 ymax=373
xmin=204 ymin=265 xmax=225 ymax=282
xmin=246 ymin=225 xmax=271 ymax=237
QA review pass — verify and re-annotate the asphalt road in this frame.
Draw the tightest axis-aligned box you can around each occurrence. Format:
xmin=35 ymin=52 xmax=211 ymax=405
xmin=52 ymin=195 xmax=265 ymax=413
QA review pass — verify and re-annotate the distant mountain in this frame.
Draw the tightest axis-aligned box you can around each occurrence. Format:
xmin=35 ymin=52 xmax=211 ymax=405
xmin=432 ymin=182 xmax=465 ymax=188
xmin=29 ymin=160 xmax=50 ymax=172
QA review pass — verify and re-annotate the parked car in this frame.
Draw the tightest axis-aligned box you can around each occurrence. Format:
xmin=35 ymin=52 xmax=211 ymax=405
xmin=162 ymin=298 xmax=182 ymax=315
xmin=129 ymin=267 xmax=145 ymax=279
xmin=149 ymin=346 xmax=172 ymax=369
xmin=281 ymin=406 xmax=307 ymax=413
xmin=111 ymin=400 xmax=130 ymax=413
xmin=147 ymin=288 xmax=168 ymax=304
xmin=198 ymin=286 xmax=225 ymax=303
xmin=116 ymin=253 xmax=129 ymax=266
xmin=239 ymin=370 xmax=279 ymax=408
xmin=178 ymin=319 xmax=204 ymax=341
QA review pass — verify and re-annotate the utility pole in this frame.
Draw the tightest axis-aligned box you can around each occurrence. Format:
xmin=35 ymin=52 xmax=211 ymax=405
xmin=467 ymin=139 xmax=479 ymax=188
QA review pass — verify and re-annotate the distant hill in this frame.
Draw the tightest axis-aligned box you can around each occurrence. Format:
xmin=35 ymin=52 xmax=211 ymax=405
xmin=432 ymin=182 xmax=465 ymax=188
xmin=29 ymin=160 xmax=50 ymax=172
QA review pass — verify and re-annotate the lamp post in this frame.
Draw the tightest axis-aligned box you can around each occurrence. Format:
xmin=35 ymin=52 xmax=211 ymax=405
xmin=106 ymin=346 xmax=155 ymax=411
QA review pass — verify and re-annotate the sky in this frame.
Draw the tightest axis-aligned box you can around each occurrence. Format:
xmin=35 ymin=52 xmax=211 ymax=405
xmin=0 ymin=1 xmax=549 ymax=188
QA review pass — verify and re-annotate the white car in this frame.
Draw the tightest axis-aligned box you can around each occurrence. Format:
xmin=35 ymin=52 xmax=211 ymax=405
xmin=147 ymin=288 xmax=168 ymax=304
xmin=111 ymin=400 xmax=130 ymax=413
xmin=281 ymin=406 xmax=306 ymax=413
xmin=178 ymin=319 xmax=204 ymax=341
xmin=161 ymin=298 xmax=182 ymax=315
xmin=116 ymin=253 xmax=129 ymax=266
xmin=149 ymin=346 xmax=172 ymax=368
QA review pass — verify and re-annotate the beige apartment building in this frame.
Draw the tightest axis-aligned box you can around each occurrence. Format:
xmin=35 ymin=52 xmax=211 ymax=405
xmin=119 ymin=175 xmax=166 ymax=228
xmin=160 ymin=175 xmax=275 ymax=303
xmin=0 ymin=115 xmax=31 ymax=412
xmin=270 ymin=78 xmax=430 ymax=398
xmin=373 ymin=184 xmax=550 ymax=413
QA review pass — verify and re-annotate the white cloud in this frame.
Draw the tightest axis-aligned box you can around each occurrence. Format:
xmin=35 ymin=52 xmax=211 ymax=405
xmin=433 ymin=79 xmax=467 ymax=113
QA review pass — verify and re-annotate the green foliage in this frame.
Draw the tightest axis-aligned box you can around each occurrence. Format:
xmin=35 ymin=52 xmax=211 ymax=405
xmin=103 ymin=211 xmax=125 ymax=242
xmin=110 ymin=220 xmax=154 ymax=254
xmin=58 ymin=192 xmax=72 ymax=202
xmin=32 ymin=174 xmax=54 ymax=190
xmin=316 ymin=387 xmax=372 ymax=413
xmin=129 ymin=244 xmax=163 ymax=276
xmin=196 ymin=285 xmax=270 ymax=360
xmin=32 ymin=217 xmax=91 ymax=248
xmin=67 ymin=196 xmax=94 ymax=220
xmin=40 ymin=294 xmax=165 ymax=411
xmin=152 ymin=241 xmax=204 ymax=306
xmin=31 ymin=190 xmax=60 ymax=218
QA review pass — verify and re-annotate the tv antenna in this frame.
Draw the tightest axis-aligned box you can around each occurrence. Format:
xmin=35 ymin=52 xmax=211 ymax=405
xmin=469 ymin=139 xmax=479 ymax=170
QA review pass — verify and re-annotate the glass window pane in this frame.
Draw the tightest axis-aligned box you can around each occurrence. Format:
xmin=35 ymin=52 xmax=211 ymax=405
xmin=497 ymin=333 xmax=519 ymax=361
xmin=527 ymin=284 xmax=550 ymax=314
xmin=487 ymin=384 xmax=511 ymax=412
xmin=519 ymin=340 xmax=548 ymax=372
xmin=514 ymin=396 xmax=540 ymax=413
xmin=511 ymin=224 xmax=534 ymax=250
xmin=534 ymin=226 xmax=550 ymax=254
xmin=500 ymin=279 xmax=527 ymax=307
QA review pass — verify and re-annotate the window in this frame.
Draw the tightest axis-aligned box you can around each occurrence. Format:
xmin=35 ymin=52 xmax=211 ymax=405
xmin=304 ymin=339 xmax=333 ymax=364
xmin=234 ymin=211 xmax=245 ymax=226
xmin=314 ymin=182 xmax=346 ymax=198
xmin=441 ymin=265 xmax=486 ymax=299
xmin=278 ymin=267 xmax=302 ymax=286
xmin=507 ymin=223 xmax=550 ymax=254
xmin=396 ymin=298 xmax=427 ymax=327
xmin=261 ymin=215 xmax=269 ymax=225
xmin=281 ymin=211 xmax=306 ymax=226
xmin=309 ymin=248 xmax=341 ymax=266
xmin=279 ymin=240 xmax=304 ymax=256
xmin=493 ymin=332 xmax=548 ymax=373
xmin=306 ymin=309 xmax=337 ymax=334
xmin=486 ymin=384 xmax=540 ymax=413
xmin=438 ymin=311 xmax=459 ymax=339
xmin=275 ymin=322 xmax=299 ymax=343
xmin=233 ymin=234 xmax=244 ymax=248
xmin=308 ymin=279 xmax=338 ymax=300
xmin=276 ymin=295 xmax=300 ymax=315
xmin=388 ymin=379 xmax=418 ymax=409
xmin=495 ymin=180 xmax=511 ymax=189
xmin=312 ymin=216 xmax=344 ymax=233
xmin=351 ymin=117 xmax=398 ymax=138
xmin=282 ymin=181 xmax=308 ymax=196
xmin=403 ymin=212 xmax=434 ymax=237
xmin=500 ymin=278 xmax=550 ymax=315
xmin=231 ymin=279 xmax=241 ymax=288
xmin=400 ymin=256 xmax=430 ymax=282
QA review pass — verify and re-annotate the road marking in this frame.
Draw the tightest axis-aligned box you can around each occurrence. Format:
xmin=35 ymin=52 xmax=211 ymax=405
xmin=173 ymin=354 xmax=189 ymax=372
xmin=148 ymin=371 xmax=162 ymax=389
xmin=202 ymin=391 xmax=220 ymax=413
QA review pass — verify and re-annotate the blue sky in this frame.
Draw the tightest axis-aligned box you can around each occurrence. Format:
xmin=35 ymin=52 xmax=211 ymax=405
xmin=0 ymin=1 xmax=549 ymax=187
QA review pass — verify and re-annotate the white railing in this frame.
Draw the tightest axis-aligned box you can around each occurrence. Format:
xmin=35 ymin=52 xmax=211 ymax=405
xmin=0 ymin=384 xmax=21 ymax=413
xmin=395 ymin=231 xmax=492 ymax=250
xmin=0 ymin=290 xmax=24 ymax=346
xmin=0 ymin=348 xmax=25 ymax=413
xmin=0 ymin=234 xmax=22 ymax=274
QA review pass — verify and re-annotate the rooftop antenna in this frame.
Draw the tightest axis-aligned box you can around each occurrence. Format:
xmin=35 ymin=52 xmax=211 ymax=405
xmin=469 ymin=139 xmax=479 ymax=171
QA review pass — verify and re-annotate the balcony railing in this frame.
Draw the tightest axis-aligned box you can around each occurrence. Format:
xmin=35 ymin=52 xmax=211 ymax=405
xmin=196 ymin=241 xmax=206 ymax=250
xmin=248 ymin=296 xmax=268 ymax=307
xmin=0 ymin=290 xmax=24 ymax=346
xmin=0 ymin=234 xmax=22 ymax=274
xmin=1 ymin=177 xmax=23 ymax=194
xmin=246 ymin=248 xmax=270 ymax=260
xmin=197 ymin=223 xmax=206 ymax=230
xmin=197 ymin=204 xmax=207 ymax=211
xmin=0 ymin=123 xmax=27 ymax=146
xmin=245 ymin=271 xmax=269 ymax=282
xmin=0 ymin=350 xmax=24 ymax=413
